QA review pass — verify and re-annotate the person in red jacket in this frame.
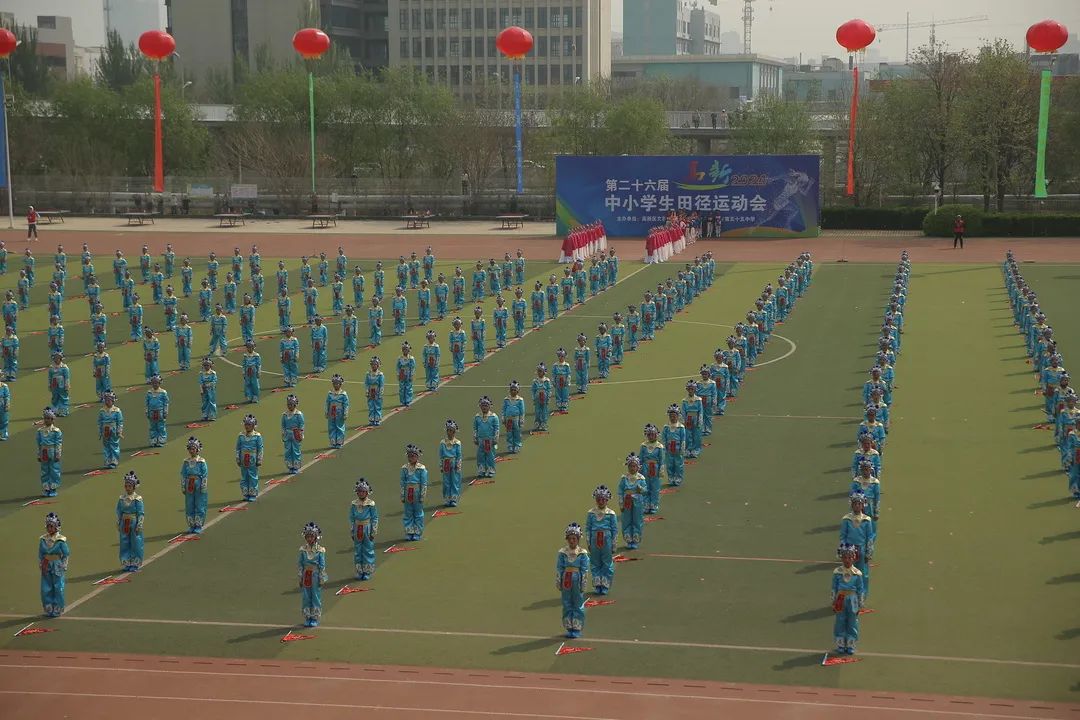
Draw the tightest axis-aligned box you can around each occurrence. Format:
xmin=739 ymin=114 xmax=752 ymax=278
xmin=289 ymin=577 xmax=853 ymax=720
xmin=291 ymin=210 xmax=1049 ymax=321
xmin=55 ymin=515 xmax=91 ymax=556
xmin=953 ymin=214 xmax=965 ymax=249
xmin=27 ymin=206 xmax=39 ymax=241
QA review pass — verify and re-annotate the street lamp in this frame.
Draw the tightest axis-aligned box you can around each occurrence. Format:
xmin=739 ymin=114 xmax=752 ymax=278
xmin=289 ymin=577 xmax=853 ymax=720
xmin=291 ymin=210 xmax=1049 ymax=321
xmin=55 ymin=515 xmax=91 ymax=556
xmin=181 ymin=80 xmax=192 ymax=100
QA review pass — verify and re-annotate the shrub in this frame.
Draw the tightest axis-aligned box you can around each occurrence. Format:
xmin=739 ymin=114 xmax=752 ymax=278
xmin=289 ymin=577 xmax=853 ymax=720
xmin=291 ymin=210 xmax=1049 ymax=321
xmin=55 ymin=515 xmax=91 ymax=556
xmin=922 ymin=205 xmax=1080 ymax=236
xmin=922 ymin=205 xmax=984 ymax=237
xmin=821 ymin=207 xmax=927 ymax=230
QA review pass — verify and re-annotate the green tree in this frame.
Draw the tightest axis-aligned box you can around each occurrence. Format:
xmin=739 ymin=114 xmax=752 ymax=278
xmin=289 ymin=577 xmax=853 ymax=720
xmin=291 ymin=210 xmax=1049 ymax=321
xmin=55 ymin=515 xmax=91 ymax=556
xmin=547 ymin=84 xmax=606 ymax=156
xmin=95 ymin=29 xmax=147 ymax=91
xmin=958 ymin=39 xmax=1038 ymax=210
xmin=3 ymin=23 xmax=51 ymax=96
xmin=907 ymin=44 xmax=971 ymax=197
xmin=602 ymin=96 xmax=670 ymax=154
xmin=728 ymin=96 xmax=817 ymax=155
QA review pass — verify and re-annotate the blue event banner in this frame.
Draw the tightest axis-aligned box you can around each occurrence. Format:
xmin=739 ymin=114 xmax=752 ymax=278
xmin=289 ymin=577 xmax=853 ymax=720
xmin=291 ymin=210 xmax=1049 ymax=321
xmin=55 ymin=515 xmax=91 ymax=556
xmin=555 ymin=155 xmax=820 ymax=238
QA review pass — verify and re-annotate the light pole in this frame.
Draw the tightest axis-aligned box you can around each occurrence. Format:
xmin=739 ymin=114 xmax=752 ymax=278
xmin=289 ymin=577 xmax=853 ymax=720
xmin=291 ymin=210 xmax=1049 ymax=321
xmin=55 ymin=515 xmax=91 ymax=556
xmin=180 ymin=80 xmax=192 ymax=101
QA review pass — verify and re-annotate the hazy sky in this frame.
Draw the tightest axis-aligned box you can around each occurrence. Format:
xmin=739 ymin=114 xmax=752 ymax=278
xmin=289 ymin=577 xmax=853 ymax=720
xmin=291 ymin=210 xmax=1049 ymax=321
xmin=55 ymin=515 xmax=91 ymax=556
xmin=612 ymin=0 xmax=1078 ymax=62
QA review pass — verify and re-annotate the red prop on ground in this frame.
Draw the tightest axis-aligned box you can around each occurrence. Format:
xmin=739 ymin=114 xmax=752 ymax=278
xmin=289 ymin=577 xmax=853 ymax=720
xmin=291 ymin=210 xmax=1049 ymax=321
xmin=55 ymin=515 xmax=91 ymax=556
xmin=335 ymin=586 xmax=373 ymax=596
xmin=280 ymin=630 xmax=316 ymax=643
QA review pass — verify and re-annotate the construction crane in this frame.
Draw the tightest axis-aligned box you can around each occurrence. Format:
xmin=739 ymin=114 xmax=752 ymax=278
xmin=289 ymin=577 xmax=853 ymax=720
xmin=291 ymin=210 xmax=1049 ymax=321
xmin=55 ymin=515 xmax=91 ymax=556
xmin=875 ymin=14 xmax=989 ymax=63
xmin=742 ymin=0 xmax=755 ymax=55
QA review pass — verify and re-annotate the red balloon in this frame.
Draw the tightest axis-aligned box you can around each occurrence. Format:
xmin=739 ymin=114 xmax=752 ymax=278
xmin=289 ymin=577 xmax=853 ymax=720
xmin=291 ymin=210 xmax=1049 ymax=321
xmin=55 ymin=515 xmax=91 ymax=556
xmin=496 ymin=26 xmax=534 ymax=59
xmin=1026 ymin=20 xmax=1069 ymax=53
xmin=138 ymin=30 xmax=176 ymax=61
xmin=836 ymin=19 xmax=876 ymax=53
xmin=0 ymin=28 xmax=16 ymax=59
xmin=292 ymin=28 xmax=331 ymax=59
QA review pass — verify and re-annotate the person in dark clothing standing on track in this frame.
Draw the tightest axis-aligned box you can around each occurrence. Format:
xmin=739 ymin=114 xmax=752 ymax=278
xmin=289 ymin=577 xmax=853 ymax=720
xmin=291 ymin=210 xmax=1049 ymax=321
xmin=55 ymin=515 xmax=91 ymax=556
xmin=26 ymin=206 xmax=38 ymax=241
xmin=953 ymin=214 xmax=965 ymax=249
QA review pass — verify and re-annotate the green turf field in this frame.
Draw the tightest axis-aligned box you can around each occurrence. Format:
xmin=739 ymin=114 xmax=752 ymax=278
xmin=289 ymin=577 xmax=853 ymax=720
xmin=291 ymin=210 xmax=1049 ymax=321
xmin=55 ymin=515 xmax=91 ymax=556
xmin=1 ymin=258 xmax=1076 ymax=704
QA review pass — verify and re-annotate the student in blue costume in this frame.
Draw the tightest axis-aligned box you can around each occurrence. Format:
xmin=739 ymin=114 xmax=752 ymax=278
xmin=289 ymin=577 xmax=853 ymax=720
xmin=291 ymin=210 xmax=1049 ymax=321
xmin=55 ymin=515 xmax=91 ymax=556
xmin=661 ymin=404 xmax=686 ymax=486
xmin=281 ymin=393 xmax=305 ymax=474
xmin=639 ymin=424 xmax=665 ymax=514
xmin=90 ymin=301 xmax=108 ymax=346
xmin=552 ymin=348 xmax=572 ymax=413
xmin=391 ymin=287 xmax=408 ymax=336
xmin=163 ymin=286 xmax=179 ymax=331
xmin=372 ymin=261 xmax=385 ymax=297
xmin=176 ymin=315 xmax=193 ymax=371
xmin=448 ymin=317 xmax=466 ymax=374
xmin=852 ymin=433 xmax=882 ymax=479
xmin=452 ymin=267 xmax=466 ymax=308
xmin=682 ymin=381 xmax=704 ymax=458
xmin=400 ymin=444 xmax=428 ymax=540
xmin=519 ymin=285 xmax=534 ymax=335
xmin=350 ymin=479 xmax=379 ymax=579
xmin=241 ymin=340 xmax=262 ymax=403
xmin=47 ymin=283 xmax=63 ymax=321
xmin=297 ymin=522 xmax=328 ymax=627
xmin=417 ymin=279 xmax=432 ymax=325
xmin=831 ymin=543 xmax=866 ymax=656
xmin=503 ymin=381 xmax=526 ymax=453
xmin=223 ymin=272 xmax=237 ymax=313
xmin=276 ymin=288 xmax=292 ymax=332
xmin=2 ymin=290 xmax=16 ymax=332
xmin=209 ymin=304 xmax=228 ymax=356
xmin=36 ymin=408 xmax=63 ymax=497
xmin=434 ymin=272 xmax=449 ymax=320
xmin=514 ymin=249 xmax=527 ymax=286
xmin=439 ymin=420 xmax=464 ymax=507
xmin=556 ymin=522 xmax=590 ymax=638
xmin=317 ymin=252 xmax=330 ymax=287
xmin=47 ymin=316 xmax=65 ymax=357
xmin=470 ymin=306 xmax=487 ymax=363
xmin=1041 ymin=354 xmax=1067 ymax=422
xmin=618 ymin=454 xmax=648 ymax=550
xmin=473 ymin=395 xmax=500 ymax=478
xmin=352 ymin=266 xmax=366 ymax=308
xmin=487 ymin=258 xmax=501 ymax=296
xmin=39 ymin=512 xmax=69 ymax=617
xmin=47 ymin=352 xmax=70 ymax=416
xmin=471 ymin=260 xmax=486 ymax=302
xmin=857 ymin=405 xmax=887 ymax=453
xmin=409 ymin=252 xmax=422 ymax=289
xmin=501 ymin=252 xmax=514 ymax=289
xmin=839 ymin=493 xmax=876 ymax=599
xmin=626 ymin=305 xmax=640 ymax=351
xmin=138 ymin=245 xmax=152 ymax=283
xmin=588 ymin=257 xmax=601 ymax=296
xmin=231 ymin=247 xmax=244 ymax=284
xmin=116 ymin=472 xmax=145 ymax=572
xmin=573 ymin=333 xmax=591 ymax=394
xmin=280 ymin=326 xmax=300 ymax=388
xmin=368 ymin=295 xmax=384 ymax=346
xmin=337 ymin=250 xmax=350 ymax=284
xmin=595 ymin=324 xmax=612 ymax=379
xmin=143 ymin=327 xmax=160 ymax=382
xmin=585 ymin=486 xmax=618 ymax=595
xmin=640 ymin=292 xmax=657 ymax=340
xmin=181 ymin=259 xmax=194 ymax=297
xmin=396 ymin=341 xmax=416 ymax=407
xmin=696 ymin=366 xmax=718 ymax=436
xmin=606 ymin=248 xmax=619 ymax=285
xmin=365 ymin=356 xmax=385 ymax=426
xmin=195 ymin=356 xmax=218 ymax=421
xmin=2 ymin=326 xmax=18 ymax=380
xmin=300 ymin=256 xmax=313 ymax=288
xmin=98 ymin=392 xmax=123 ymax=469
xmin=303 ymin=280 xmax=319 ymax=326
xmin=610 ymin=312 xmax=626 ymax=365
xmin=492 ymin=294 xmax=509 ymax=348
xmin=422 ymin=330 xmax=440 ymax=392
xmin=239 ymin=294 xmax=256 ymax=344
xmin=851 ymin=460 xmax=882 ymax=523
xmin=310 ymin=315 xmax=328 ymax=373
xmin=236 ymin=414 xmax=264 ymax=501
xmin=423 ymin=246 xmax=436 ymax=282
xmin=145 ymin=375 xmax=169 ymax=447
xmin=342 ymin=305 xmax=359 ymax=360
xmin=574 ymin=260 xmax=587 ymax=304
xmin=198 ymin=280 xmax=212 ymax=321
xmin=546 ymin=274 xmax=560 ymax=320
xmin=560 ymin=267 xmax=574 ymax=311
xmin=531 ymin=363 xmax=553 ymax=432
xmin=325 ymin=374 xmax=349 ymax=449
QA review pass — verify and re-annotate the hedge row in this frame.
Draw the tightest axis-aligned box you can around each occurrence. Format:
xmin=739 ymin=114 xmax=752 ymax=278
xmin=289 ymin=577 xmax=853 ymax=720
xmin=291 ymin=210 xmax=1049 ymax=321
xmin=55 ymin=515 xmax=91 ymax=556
xmin=821 ymin=207 xmax=927 ymax=230
xmin=821 ymin=204 xmax=1080 ymax=236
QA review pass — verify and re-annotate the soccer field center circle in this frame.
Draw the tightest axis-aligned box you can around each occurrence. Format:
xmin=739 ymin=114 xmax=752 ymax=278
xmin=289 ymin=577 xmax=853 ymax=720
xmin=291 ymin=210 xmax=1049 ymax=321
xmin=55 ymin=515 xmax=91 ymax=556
xmin=214 ymin=317 xmax=798 ymax=387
